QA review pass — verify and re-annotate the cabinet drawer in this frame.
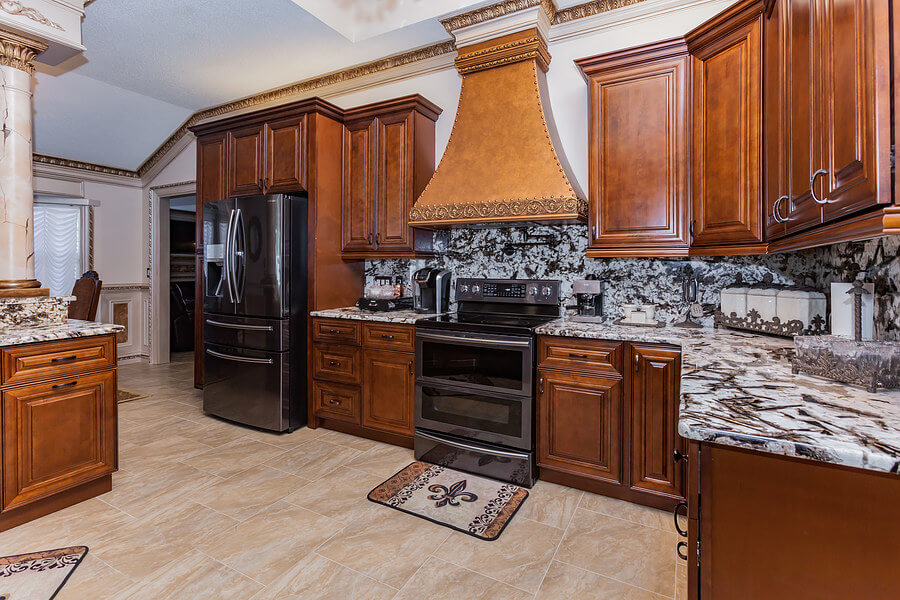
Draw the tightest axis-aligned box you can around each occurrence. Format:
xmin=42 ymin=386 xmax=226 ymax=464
xmin=312 ymin=380 xmax=360 ymax=424
xmin=312 ymin=344 xmax=361 ymax=385
xmin=363 ymin=323 xmax=414 ymax=352
xmin=1 ymin=335 xmax=116 ymax=387
xmin=538 ymin=337 xmax=622 ymax=375
xmin=312 ymin=319 xmax=361 ymax=345
xmin=2 ymin=369 xmax=117 ymax=512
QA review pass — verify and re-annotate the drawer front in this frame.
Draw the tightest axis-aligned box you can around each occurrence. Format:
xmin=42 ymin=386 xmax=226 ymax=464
xmin=312 ymin=380 xmax=360 ymax=424
xmin=2 ymin=369 xmax=117 ymax=512
xmin=312 ymin=344 xmax=361 ymax=385
xmin=538 ymin=337 xmax=622 ymax=375
xmin=1 ymin=335 xmax=117 ymax=387
xmin=363 ymin=323 xmax=415 ymax=352
xmin=312 ymin=319 xmax=361 ymax=345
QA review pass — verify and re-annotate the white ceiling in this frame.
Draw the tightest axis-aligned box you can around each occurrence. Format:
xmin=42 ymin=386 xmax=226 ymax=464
xmin=32 ymin=0 xmax=473 ymax=170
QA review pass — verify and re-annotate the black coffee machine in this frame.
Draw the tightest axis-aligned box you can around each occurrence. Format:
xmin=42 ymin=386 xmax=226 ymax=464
xmin=573 ymin=275 xmax=603 ymax=317
xmin=413 ymin=267 xmax=452 ymax=314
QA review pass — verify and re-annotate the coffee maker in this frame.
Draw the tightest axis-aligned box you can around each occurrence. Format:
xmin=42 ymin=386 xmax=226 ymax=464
xmin=413 ymin=268 xmax=452 ymax=314
xmin=573 ymin=276 xmax=603 ymax=318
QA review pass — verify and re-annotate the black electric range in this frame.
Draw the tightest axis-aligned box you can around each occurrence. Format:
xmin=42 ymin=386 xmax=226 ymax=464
xmin=413 ymin=278 xmax=561 ymax=488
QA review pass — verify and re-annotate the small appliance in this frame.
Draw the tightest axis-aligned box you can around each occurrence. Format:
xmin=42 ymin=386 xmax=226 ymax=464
xmin=573 ymin=276 xmax=603 ymax=317
xmin=413 ymin=267 xmax=452 ymax=314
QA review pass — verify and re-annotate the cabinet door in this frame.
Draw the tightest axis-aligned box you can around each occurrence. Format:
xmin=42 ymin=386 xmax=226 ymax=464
xmin=342 ymin=118 xmax=377 ymax=252
xmin=764 ymin=1 xmax=788 ymax=241
xmin=585 ymin=49 xmax=690 ymax=256
xmin=783 ymin=0 xmax=823 ymax=234
xmin=227 ymin=125 xmax=265 ymax=197
xmin=690 ymin=12 xmax=764 ymax=247
xmin=265 ymin=116 xmax=307 ymax=193
xmin=818 ymin=0 xmax=888 ymax=221
xmin=2 ymin=370 xmax=117 ymax=512
xmin=375 ymin=112 xmax=413 ymax=253
xmin=537 ymin=370 xmax=623 ymax=484
xmin=362 ymin=349 xmax=414 ymax=436
xmin=629 ymin=344 xmax=683 ymax=498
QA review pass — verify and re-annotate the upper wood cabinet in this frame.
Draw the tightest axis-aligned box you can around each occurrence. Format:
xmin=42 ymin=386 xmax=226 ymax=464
xmin=687 ymin=1 xmax=766 ymax=252
xmin=227 ymin=116 xmax=307 ymax=198
xmin=340 ymin=95 xmax=441 ymax=259
xmin=577 ymin=41 xmax=691 ymax=257
xmin=198 ymin=134 xmax=227 ymax=206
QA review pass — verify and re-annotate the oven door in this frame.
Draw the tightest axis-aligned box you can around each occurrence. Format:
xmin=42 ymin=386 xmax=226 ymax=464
xmin=415 ymin=382 xmax=531 ymax=450
xmin=415 ymin=329 xmax=533 ymax=397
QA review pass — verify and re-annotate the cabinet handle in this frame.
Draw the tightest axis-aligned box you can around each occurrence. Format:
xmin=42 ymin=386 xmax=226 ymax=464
xmin=367 ymin=233 xmax=373 ymax=245
xmin=376 ymin=232 xmax=381 ymax=245
xmin=52 ymin=381 xmax=77 ymax=390
xmin=810 ymin=168 xmax=829 ymax=205
xmin=328 ymin=360 xmax=341 ymax=367
xmin=328 ymin=398 xmax=342 ymax=406
xmin=673 ymin=501 xmax=689 ymax=538
xmin=568 ymin=352 xmax=588 ymax=359
xmin=773 ymin=195 xmax=789 ymax=223
xmin=408 ymin=361 xmax=413 ymax=375
xmin=381 ymin=334 xmax=395 ymax=340
xmin=328 ymin=329 xmax=342 ymax=334
xmin=677 ymin=541 xmax=688 ymax=561
xmin=689 ymin=219 xmax=696 ymax=240
xmin=258 ymin=177 xmax=263 ymax=189
xmin=264 ymin=177 xmax=269 ymax=188
xmin=539 ymin=377 xmax=544 ymax=395
xmin=673 ymin=449 xmax=688 ymax=463
xmin=51 ymin=355 xmax=78 ymax=364
xmin=634 ymin=354 xmax=640 ymax=372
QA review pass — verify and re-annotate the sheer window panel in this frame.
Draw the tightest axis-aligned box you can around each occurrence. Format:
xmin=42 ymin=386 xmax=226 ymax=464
xmin=33 ymin=203 xmax=85 ymax=297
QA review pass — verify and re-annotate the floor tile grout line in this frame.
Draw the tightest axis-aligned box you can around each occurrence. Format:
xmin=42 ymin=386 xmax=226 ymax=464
xmin=192 ymin=548 xmax=269 ymax=590
xmin=552 ymin=557 xmax=674 ymax=599
xmin=313 ymin=551 xmax=402 ymax=592
xmin=576 ymin=497 xmax=676 ymax=534
xmin=531 ymin=496 xmax=578 ymax=598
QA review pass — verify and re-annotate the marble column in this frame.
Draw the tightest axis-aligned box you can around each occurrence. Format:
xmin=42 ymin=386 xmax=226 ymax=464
xmin=0 ymin=30 xmax=47 ymax=297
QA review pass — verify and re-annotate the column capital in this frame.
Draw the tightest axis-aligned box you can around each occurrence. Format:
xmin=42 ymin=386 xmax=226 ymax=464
xmin=0 ymin=28 xmax=47 ymax=74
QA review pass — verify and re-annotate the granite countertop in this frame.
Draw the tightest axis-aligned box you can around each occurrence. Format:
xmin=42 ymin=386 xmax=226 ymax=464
xmin=536 ymin=317 xmax=900 ymax=475
xmin=0 ymin=319 xmax=125 ymax=347
xmin=311 ymin=307 xmax=443 ymax=325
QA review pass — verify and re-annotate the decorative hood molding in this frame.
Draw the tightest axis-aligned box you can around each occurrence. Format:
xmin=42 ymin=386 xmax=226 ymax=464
xmin=409 ymin=1 xmax=586 ymax=227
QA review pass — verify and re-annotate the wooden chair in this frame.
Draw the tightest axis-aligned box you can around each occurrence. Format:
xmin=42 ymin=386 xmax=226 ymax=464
xmin=68 ymin=271 xmax=102 ymax=321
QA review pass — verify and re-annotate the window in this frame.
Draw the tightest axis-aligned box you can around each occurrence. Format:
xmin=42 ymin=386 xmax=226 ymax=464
xmin=33 ymin=201 xmax=88 ymax=297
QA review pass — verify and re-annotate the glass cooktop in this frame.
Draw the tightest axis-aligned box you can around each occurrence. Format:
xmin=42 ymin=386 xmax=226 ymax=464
xmin=416 ymin=311 xmax=559 ymax=336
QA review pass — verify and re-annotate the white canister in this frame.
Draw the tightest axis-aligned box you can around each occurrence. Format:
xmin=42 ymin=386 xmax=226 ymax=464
xmin=630 ymin=310 xmax=647 ymax=324
xmin=641 ymin=304 xmax=656 ymax=322
xmin=622 ymin=304 xmax=639 ymax=321
xmin=746 ymin=288 xmax=779 ymax=322
xmin=720 ymin=287 xmax=749 ymax=318
xmin=776 ymin=289 xmax=827 ymax=329
xmin=831 ymin=282 xmax=874 ymax=340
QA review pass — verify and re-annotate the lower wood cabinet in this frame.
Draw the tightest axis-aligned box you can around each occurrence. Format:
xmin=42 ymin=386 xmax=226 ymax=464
xmin=0 ymin=334 xmax=118 ymax=531
xmin=537 ymin=336 xmax=684 ymax=510
xmin=311 ymin=318 xmax=415 ymax=446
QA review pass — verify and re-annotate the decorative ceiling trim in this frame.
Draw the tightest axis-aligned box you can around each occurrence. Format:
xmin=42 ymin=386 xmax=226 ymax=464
xmin=0 ymin=1 xmax=64 ymax=31
xmin=441 ymin=0 xmax=556 ymax=33
xmin=0 ymin=27 xmax=47 ymax=73
xmin=33 ymin=153 xmax=139 ymax=178
xmin=553 ymin=0 xmax=648 ymax=24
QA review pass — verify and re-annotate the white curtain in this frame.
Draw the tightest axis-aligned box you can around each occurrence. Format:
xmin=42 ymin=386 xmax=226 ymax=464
xmin=33 ymin=203 xmax=83 ymax=297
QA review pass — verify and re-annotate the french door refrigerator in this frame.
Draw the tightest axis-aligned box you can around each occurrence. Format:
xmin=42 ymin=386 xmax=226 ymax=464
xmin=202 ymin=194 xmax=307 ymax=432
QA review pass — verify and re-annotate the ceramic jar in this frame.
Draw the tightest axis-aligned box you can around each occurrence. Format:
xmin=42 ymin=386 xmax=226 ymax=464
xmin=775 ymin=289 xmax=826 ymax=330
xmin=720 ymin=287 xmax=749 ymax=318
xmin=746 ymin=288 xmax=778 ymax=322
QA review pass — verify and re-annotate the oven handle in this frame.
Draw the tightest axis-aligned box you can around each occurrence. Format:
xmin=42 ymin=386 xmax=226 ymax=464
xmin=416 ymin=430 xmax=531 ymax=459
xmin=416 ymin=332 xmax=532 ymax=348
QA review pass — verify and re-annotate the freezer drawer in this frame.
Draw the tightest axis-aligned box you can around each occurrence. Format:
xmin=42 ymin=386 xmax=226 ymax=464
xmin=203 ymin=313 xmax=289 ymax=351
xmin=203 ymin=343 xmax=290 ymax=431
xmin=414 ymin=429 xmax=536 ymax=488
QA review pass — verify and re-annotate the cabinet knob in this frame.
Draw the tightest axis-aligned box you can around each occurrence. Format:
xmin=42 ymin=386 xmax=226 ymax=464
xmin=673 ymin=449 xmax=688 ymax=463
xmin=328 ymin=398 xmax=342 ymax=406
xmin=381 ymin=334 xmax=395 ymax=340
xmin=810 ymin=168 xmax=829 ymax=205
xmin=329 ymin=360 xmax=341 ymax=367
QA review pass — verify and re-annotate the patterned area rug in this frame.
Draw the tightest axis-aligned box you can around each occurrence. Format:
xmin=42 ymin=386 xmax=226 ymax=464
xmin=368 ymin=462 xmax=528 ymax=541
xmin=0 ymin=546 xmax=87 ymax=600
xmin=117 ymin=389 xmax=148 ymax=403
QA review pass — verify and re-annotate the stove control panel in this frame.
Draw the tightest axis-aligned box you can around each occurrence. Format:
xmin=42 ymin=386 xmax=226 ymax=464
xmin=456 ymin=278 xmax=560 ymax=305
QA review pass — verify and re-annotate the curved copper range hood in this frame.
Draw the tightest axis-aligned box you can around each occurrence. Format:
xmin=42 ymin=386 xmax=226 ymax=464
xmin=409 ymin=3 xmax=586 ymax=227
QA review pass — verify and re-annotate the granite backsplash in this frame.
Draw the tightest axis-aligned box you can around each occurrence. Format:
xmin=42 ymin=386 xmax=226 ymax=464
xmin=365 ymin=225 xmax=900 ymax=340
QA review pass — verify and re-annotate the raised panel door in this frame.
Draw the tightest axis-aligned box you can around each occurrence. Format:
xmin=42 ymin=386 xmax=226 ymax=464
xmin=342 ymin=119 xmax=377 ymax=252
xmin=629 ymin=344 xmax=683 ymax=499
xmin=265 ymin=116 xmax=307 ymax=193
xmin=362 ymin=349 xmax=414 ymax=437
xmin=537 ymin=370 xmax=623 ymax=484
xmin=585 ymin=49 xmax=690 ymax=255
xmin=375 ymin=112 xmax=413 ymax=252
xmin=690 ymin=13 xmax=764 ymax=247
xmin=2 ymin=370 xmax=117 ymax=512
xmin=765 ymin=0 xmax=789 ymax=241
xmin=818 ymin=0 xmax=888 ymax=221
xmin=227 ymin=125 xmax=265 ymax=197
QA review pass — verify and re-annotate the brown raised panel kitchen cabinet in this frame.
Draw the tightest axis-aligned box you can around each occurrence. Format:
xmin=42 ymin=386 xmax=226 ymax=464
xmin=686 ymin=0 xmax=766 ymax=254
xmin=362 ymin=349 xmax=415 ymax=437
xmin=537 ymin=337 xmax=684 ymax=511
xmin=227 ymin=116 xmax=308 ymax=198
xmin=341 ymin=95 xmax=441 ymax=259
xmin=576 ymin=40 xmax=691 ymax=257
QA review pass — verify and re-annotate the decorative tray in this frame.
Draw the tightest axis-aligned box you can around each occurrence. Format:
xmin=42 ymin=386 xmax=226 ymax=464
xmin=792 ymin=336 xmax=899 ymax=392
xmin=714 ymin=310 xmax=828 ymax=338
xmin=612 ymin=318 xmax=666 ymax=328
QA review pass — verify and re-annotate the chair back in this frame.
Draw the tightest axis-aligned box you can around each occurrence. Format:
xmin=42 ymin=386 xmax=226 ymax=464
xmin=68 ymin=271 xmax=102 ymax=321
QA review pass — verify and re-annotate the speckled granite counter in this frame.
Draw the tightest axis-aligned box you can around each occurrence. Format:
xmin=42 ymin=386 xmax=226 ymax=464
xmin=0 ymin=319 xmax=124 ymax=347
xmin=536 ymin=317 xmax=900 ymax=475
xmin=311 ymin=307 xmax=442 ymax=325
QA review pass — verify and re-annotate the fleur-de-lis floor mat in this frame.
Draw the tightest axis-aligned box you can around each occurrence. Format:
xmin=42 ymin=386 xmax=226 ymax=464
xmin=0 ymin=546 xmax=88 ymax=600
xmin=368 ymin=462 xmax=528 ymax=541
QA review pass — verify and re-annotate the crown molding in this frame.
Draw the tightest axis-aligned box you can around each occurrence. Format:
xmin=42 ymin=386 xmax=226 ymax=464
xmin=33 ymin=153 xmax=143 ymax=188
xmin=550 ymin=0 xmax=724 ymax=42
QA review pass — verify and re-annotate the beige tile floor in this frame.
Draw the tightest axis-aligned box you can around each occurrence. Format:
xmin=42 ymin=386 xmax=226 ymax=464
xmin=0 ymin=352 xmax=687 ymax=599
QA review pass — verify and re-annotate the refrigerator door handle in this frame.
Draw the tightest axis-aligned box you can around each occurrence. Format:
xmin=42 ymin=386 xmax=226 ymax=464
xmin=206 ymin=348 xmax=274 ymax=365
xmin=232 ymin=208 xmax=246 ymax=304
xmin=224 ymin=208 xmax=236 ymax=303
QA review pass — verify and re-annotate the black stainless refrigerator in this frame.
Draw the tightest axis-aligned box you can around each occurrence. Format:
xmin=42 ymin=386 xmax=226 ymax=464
xmin=202 ymin=194 xmax=307 ymax=432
